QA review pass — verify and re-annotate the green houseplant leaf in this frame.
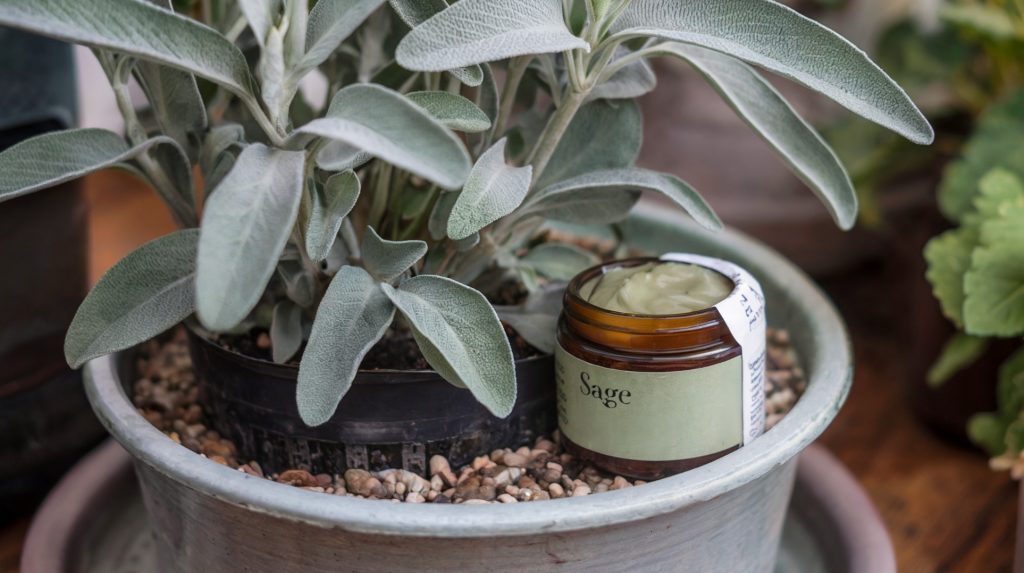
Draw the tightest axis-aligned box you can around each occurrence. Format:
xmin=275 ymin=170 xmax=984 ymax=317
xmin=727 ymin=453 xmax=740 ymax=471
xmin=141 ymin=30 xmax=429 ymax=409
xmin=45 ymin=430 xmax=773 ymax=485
xmin=362 ymin=226 xmax=428 ymax=282
xmin=927 ymin=333 xmax=988 ymax=387
xmin=0 ymin=0 xmax=255 ymax=100
xmin=135 ymin=61 xmax=208 ymax=163
xmin=448 ymin=138 xmax=532 ymax=240
xmin=963 ymin=202 xmax=1024 ymax=337
xmin=924 ymin=228 xmax=976 ymax=328
xmin=522 ymin=168 xmax=722 ymax=230
xmin=297 ymin=265 xmax=396 ymax=425
xmin=395 ymin=0 xmax=588 ymax=71
xmin=65 ymin=229 xmax=199 ymax=368
xmin=306 ymin=170 xmax=361 ymax=262
xmin=407 ymin=91 xmax=492 ymax=133
xmin=494 ymin=284 xmax=564 ymax=354
xmin=293 ymin=84 xmax=471 ymax=189
xmin=382 ymin=275 xmax=517 ymax=417
xmin=238 ymin=0 xmax=282 ymax=48
xmin=610 ymin=0 xmax=934 ymax=144
xmin=654 ymin=43 xmax=857 ymax=230
xmin=589 ymin=47 xmax=657 ymax=101
xmin=197 ymin=144 xmax=306 ymax=331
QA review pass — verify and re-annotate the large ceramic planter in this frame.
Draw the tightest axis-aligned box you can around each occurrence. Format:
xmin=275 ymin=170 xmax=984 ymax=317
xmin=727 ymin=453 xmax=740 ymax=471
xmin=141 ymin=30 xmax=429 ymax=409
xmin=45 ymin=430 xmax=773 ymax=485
xmin=0 ymin=28 xmax=103 ymax=517
xmin=187 ymin=325 xmax=555 ymax=476
xmin=84 ymin=205 xmax=852 ymax=572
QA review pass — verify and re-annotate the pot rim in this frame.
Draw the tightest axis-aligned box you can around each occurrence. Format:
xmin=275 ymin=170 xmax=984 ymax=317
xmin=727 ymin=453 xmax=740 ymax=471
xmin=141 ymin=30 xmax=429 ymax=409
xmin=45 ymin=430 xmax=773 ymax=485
xmin=183 ymin=320 xmax=552 ymax=382
xmin=84 ymin=204 xmax=852 ymax=538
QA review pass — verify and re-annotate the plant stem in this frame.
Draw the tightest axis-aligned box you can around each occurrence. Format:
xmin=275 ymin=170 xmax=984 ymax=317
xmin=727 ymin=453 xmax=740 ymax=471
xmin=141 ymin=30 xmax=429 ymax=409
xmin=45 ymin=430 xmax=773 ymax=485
xmin=341 ymin=217 xmax=361 ymax=261
xmin=526 ymin=87 xmax=588 ymax=187
xmin=493 ymin=56 xmax=531 ymax=139
xmin=110 ymin=68 xmax=197 ymax=228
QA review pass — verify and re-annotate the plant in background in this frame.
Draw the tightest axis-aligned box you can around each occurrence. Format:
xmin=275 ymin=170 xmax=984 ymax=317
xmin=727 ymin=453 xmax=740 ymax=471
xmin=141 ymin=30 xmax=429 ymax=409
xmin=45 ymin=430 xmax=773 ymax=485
xmin=0 ymin=0 xmax=930 ymax=426
xmin=822 ymin=0 xmax=1024 ymax=224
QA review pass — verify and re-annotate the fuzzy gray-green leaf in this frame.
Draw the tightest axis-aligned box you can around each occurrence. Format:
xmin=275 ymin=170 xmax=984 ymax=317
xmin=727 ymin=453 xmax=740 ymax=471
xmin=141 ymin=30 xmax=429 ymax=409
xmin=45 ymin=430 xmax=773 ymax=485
xmin=362 ymin=226 xmax=428 ymax=281
xmin=521 ymin=243 xmax=599 ymax=281
xmin=657 ymin=43 xmax=857 ymax=229
xmin=428 ymin=190 xmax=460 ymax=240
xmin=448 ymin=138 xmax=531 ymax=240
xmin=297 ymin=265 xmax=395 ymax=425
xmin=238 ymin=0 xmax=281 ymax=48
xmin=306 ymin=170 xmax=361 ymax=262
xmin=270 ymin=300 xmax=304 ymax=364
xmin=590 ymin=47 xmax=657 ymax=101
xmin=395 ymin=0 xmax=588 ymax=71
xmin=535 ymin=99 xmax=642 ymax=190
xmin=0 ymin=128 xmax=177 ymax=204
xmin=301 ymin=0 xmax=385 ymax=73
xmin=610 ymin=0 xmax=933 ymax=144
xmin=387 ymin=0 xmax=483 ymax=85
xmin=0 ymin=0 xmax=255 ymax=99
xmin=293 ymin=84 xmax=471 ymax=189
xmin=316 ymin=141 xmax=374 ymax=172
xmin=197 ymin=144 xmax=306 ymax=331
xmin=65 ymin=229 xmax=199 ymax=368
xmin=408 ymin=91 xmax=492 ymax=133
xmin=523 ymin=168 xmax=719 ymax=229
xmin=382 ymin=275 xmax=516 ymax=417
xmin=495 ymin=283 xmax=564 ymax=354
xmin=135 ymin=62 xmax=207 ymax=163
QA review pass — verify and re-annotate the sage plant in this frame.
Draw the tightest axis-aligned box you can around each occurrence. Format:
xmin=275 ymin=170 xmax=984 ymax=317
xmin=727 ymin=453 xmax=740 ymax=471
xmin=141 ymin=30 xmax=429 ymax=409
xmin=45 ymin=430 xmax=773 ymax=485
xmin=0 ymin=0 xmax=932 ymax=424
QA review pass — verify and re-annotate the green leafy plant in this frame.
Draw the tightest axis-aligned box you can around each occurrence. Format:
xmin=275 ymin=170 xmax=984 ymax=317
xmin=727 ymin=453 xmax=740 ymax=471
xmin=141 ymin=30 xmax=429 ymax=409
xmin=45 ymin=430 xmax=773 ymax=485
xmin=822 ymin=0 xmax=1024 ymax=224
xmin=0 ymin=0 xmax=930 ymax=426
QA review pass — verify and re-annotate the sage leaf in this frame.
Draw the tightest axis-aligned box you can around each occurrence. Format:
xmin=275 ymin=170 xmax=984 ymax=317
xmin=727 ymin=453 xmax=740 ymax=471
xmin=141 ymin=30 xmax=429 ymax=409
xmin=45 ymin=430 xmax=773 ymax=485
xmin=306 ymin=170 xmax=361 ymax=262
xmin=65 ymin=229 xmax=199 ymax=368
xmin=238 ymin=0 xmax=282 ymax=48
xmin=316 ymin=141 xmax=373 ymax=172
xmin=610 ymin=0 xmax=933 ymax=144
xmin=382 ymin=275 xmax=516 ymax=417
xmin=300 ymin=0 xmax=385 ymax=73
xmin=495 ymin=283 xmax=564 ymax=354
xmin=197 ymin=144 xmax=306 ymax=331
xmin=0 ymin=128 xmax=180 ymax=205
xmin=395 ymin=0 xmax=588 ymax=71
xmin=297 ymin=265 xmax=396 ymax=425
xmin=448 ymin=139 xmax=532 ymax=240
xmin=408 ymin=91 xmax=492 ymax=133
xmin=270 ymin=300 xmax=304 ymax=364
xmin=277 ymin=259 xmax=317 ymax=308
xmin=428 ymin=190 xmax=460 ymax=241
xmin=521 ymin=243 xmax=599 ymax=281
xmin=657 ymin=43 xmax=856 ymax=229
xmin=199 ymin=124 xmax=245 ymax=177
xmin=135 ymin=61 xmax=207 ymax=163
xmin=0 ymin=0 xmax=255 ymax=100
xmin=292 ymin=84 xmax=471 ymax=189
xmin=387 ymin=0 xmax=484 ymax=86
xmin=362 ymin=226 xmax=428 ymax=281
xmin=523 ymin=168 xmax=720 ymax=229
xmin=535 ymin=99 xmax=642 ymax=190
xmin=589 ymin=47 xmax=656 ymax=101
xmin=927 ymin=333 xmax=988 ymax=387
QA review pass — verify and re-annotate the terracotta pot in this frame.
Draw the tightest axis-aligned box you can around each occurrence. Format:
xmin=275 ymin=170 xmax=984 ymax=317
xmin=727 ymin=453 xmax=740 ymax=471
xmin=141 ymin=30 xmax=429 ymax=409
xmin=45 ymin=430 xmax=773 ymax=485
xmin=186 ymin=325 xmax=556 ymax=476
xmin=83 ymin=205 xmax=853 ymax=572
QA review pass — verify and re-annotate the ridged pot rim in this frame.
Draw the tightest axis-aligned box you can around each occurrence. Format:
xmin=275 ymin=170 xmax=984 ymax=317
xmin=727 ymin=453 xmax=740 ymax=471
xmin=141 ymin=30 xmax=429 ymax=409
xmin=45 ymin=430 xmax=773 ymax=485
xmin=84 ymin=204 xmax=852 ymax=538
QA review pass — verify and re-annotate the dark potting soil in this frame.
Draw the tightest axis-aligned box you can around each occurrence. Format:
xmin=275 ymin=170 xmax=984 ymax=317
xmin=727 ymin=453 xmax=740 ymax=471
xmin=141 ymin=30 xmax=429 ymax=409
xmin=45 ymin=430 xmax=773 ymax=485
xmin=133 ymin=327 xmax=806 ymax=504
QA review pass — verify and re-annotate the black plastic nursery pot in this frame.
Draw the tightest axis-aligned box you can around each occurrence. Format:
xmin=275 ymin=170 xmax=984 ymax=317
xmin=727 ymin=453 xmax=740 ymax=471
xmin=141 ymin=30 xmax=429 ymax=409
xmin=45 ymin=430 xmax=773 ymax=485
xmin=185 ymin=326 xmax=556 ymax=476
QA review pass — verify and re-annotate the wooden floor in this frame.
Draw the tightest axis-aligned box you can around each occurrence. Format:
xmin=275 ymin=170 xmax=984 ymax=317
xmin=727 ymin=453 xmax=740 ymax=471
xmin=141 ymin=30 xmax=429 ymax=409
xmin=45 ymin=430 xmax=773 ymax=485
xmin=0 ymin=170 xmax=1016 ymax=572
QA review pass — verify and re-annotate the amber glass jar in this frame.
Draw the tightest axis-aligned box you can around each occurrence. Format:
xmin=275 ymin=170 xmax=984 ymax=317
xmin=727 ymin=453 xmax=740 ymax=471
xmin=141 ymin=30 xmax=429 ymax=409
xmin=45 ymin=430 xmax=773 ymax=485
xmin=556 ymin=257 xmax=751 ymax=480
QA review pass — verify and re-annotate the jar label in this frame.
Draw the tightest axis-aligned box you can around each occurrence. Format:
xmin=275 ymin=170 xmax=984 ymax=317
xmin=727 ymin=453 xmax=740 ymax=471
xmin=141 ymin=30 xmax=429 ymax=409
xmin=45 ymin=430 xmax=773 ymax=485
xmin=662 ymin=253 xmax=767 ymax=443
xmin=556 ymin=344 xmax=744 ymax=461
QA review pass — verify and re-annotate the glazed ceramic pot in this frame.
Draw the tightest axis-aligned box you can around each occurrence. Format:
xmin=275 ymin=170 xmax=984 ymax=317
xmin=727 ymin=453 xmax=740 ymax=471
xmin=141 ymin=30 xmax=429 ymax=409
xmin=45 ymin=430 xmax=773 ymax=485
xmin=84 ymin=205 xmax=852 ymax=572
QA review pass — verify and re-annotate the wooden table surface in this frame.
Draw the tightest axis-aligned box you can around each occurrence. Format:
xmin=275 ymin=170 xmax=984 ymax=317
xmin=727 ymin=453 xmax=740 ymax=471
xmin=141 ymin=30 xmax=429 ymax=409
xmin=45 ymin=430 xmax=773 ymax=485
xmin=1 ymin=170 xmax=1016 ymax=572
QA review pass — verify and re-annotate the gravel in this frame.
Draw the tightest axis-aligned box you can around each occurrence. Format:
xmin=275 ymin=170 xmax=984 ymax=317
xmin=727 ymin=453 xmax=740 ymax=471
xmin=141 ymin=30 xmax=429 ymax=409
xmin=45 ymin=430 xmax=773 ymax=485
xmin=133 ymin=327 xmax=806 ymax=504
